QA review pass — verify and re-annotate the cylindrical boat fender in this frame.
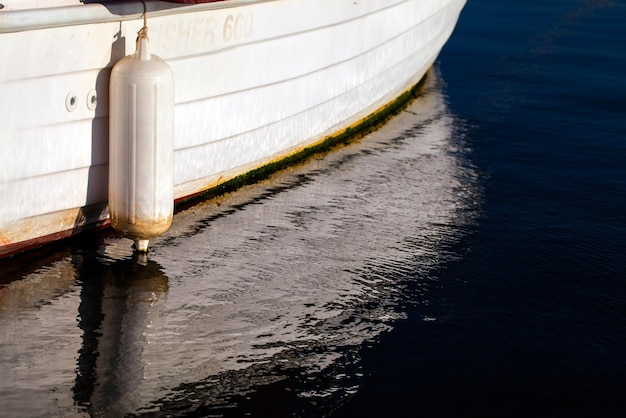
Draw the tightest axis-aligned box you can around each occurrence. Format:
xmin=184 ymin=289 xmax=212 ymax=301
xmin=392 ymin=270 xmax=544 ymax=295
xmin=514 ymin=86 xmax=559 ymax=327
xmin=109 ymin=28 xmax=174 ymax=253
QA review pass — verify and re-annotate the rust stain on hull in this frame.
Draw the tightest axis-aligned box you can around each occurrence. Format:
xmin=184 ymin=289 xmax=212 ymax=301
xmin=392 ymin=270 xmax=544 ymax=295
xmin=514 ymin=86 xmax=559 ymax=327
xmin=0 ymin=203 xmax=109 ymax=258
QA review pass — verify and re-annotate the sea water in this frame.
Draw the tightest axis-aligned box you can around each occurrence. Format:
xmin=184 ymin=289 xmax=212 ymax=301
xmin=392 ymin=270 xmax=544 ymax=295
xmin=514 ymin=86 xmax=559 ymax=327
xmin=1 ymin=0 xmax=625 ymax=416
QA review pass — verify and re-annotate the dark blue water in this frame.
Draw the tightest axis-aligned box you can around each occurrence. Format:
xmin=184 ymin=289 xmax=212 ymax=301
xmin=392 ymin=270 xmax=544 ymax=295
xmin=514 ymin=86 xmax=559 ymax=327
xmin=336 ymin=0 xmax=626 ymax=416
xmin=2 ymin=1 xmax=626 ymax=417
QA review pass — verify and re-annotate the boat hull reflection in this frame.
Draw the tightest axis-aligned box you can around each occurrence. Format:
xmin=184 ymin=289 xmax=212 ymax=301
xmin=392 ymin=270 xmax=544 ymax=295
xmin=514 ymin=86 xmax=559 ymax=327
xmin=0 ymin=70 xmax=480 ymax=417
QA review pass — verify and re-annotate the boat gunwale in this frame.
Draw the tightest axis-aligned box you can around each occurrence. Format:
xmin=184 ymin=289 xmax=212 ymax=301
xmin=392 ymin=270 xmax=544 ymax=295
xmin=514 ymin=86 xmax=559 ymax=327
xmin=0 ymin=0 xmax=274 ymax=33
xmin=0 ymin=0 xmax=413 ymax=34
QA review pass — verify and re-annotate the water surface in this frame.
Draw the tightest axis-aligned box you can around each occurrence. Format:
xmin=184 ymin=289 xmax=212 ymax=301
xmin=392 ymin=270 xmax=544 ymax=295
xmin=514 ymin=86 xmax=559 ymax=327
xmin=0 ymin=71 xmax=478 ymax=417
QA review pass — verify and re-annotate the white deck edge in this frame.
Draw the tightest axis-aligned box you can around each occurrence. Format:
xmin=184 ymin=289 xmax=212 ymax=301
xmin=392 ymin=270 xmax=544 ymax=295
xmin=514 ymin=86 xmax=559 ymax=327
xmin=0 ymin=0 xmax=272 ymax=33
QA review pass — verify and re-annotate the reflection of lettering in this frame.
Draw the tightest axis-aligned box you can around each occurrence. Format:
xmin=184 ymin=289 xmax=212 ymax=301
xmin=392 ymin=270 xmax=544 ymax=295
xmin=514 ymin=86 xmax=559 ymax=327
xmin=223 ymin=13 xmax=254 ymax=42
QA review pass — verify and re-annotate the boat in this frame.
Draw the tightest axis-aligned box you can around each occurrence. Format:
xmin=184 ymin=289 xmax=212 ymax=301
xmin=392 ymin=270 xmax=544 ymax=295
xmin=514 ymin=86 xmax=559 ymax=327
xmin=0 ymin=0 xmax=466 ymax=258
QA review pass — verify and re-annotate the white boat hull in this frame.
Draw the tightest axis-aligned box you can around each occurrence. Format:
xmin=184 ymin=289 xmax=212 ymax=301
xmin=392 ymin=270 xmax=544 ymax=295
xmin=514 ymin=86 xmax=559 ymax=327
xmin=0 ymin=0 xmax=465 ymax=257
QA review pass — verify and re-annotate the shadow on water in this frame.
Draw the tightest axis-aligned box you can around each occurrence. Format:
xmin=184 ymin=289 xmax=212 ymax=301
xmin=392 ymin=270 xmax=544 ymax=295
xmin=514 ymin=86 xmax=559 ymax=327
xmin=0 ymin=69 xmax=482 ymax=417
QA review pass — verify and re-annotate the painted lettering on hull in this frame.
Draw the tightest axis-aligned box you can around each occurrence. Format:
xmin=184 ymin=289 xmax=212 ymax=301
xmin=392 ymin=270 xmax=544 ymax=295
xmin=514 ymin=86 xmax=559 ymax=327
xmin=154 ymin=12 xmax=254 ymax=55
xmin=157 ymin=16 xmax=218 ymax=53
xmin=223 ymin=13 xmax=254 ymax=42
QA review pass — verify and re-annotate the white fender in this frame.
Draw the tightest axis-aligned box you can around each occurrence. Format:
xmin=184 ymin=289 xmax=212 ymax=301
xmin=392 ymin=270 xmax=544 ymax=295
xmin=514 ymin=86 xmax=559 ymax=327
xmin=109 ymin=29 xmax=174 ymax=252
